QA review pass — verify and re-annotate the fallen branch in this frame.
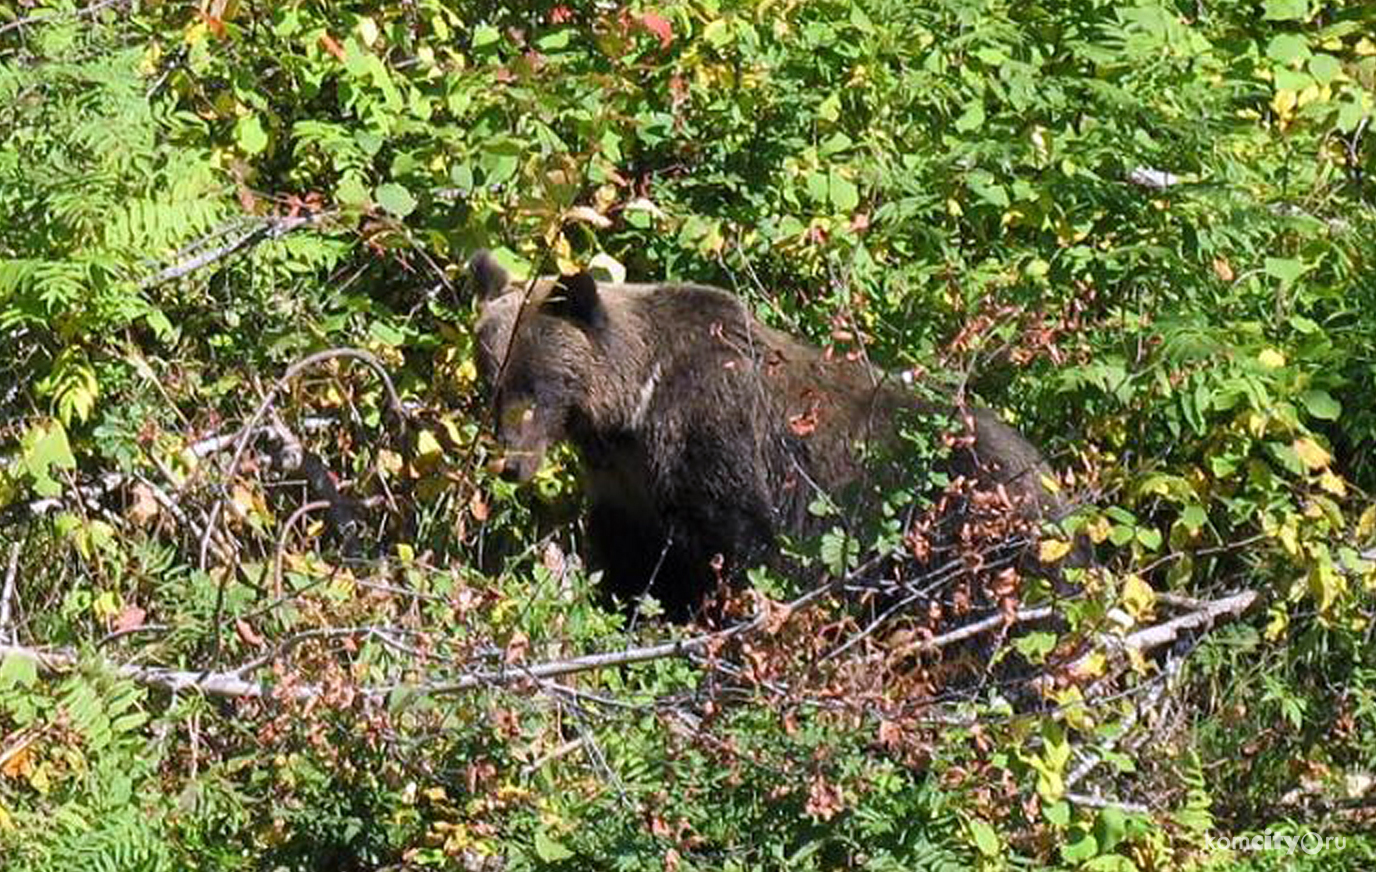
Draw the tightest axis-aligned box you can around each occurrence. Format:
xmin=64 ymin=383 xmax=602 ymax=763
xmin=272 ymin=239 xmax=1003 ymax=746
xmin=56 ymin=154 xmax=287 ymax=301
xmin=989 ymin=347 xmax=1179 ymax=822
xmin=1062 ymin=590 xmax=1256 ymax=681
xmin=0 ymin=584 xmax=1263 ymax=711
xmin=0 ymin=642 xmax=303 ymax=701
xmin=1121 ymin=590 xmax=1256 ymax=655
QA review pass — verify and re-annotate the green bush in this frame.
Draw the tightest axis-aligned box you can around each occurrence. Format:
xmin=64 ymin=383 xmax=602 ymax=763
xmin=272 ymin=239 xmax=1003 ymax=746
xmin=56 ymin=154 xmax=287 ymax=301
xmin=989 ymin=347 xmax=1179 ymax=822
xmin=2 ymin=1 xmax=1374 ymax=869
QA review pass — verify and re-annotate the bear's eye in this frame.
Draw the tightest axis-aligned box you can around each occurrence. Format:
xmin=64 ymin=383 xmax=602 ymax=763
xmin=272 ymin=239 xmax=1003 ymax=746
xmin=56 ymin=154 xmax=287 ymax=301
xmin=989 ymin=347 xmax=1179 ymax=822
xmin=498 ymin=395 xmax=537 ymax=433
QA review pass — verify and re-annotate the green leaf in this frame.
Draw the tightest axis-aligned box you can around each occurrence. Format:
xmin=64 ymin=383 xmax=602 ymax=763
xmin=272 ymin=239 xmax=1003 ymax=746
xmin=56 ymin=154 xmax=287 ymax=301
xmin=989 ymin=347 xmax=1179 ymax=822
xmin=0 ymin=652 xmax=39 ymax=689
xmin=236 ymin=114 xmax=269 ymax=155
xmin=1263 ymin=0 xmax=1310 ymax=21
xmin=143 ymin=307 xmax=176 ymax=342
xmin=1013 ymin=631 xmax=1057 ymax=663
xmin=1136 ymin=527 xmax=1163 ymax=551
xmin=337 ymin=174 xmax=370 ymax=207
xmin=955 ymin=101 xmax=986 ymax=132
xmin=369 ymin=321 xmax=406 ymax=347
xmin=1044 ymin=800 xmax=1071 ymax=828
xmin=22 ymin=420 xmax=76 ymax=498
xmin=817 ymin=93 xmax=840 ymax=123
xmin=1265 ymin=34 xmax=1310 ymax=65
xmin=1180 ymin=505 xmax=1208 ymax=533
xmin=375 ymin=182 xmax=417 ymax=218
xmin=1093 ymin=806 xmax=1128 ymax=853
xmin=1300 ymin=389 xmax=1341 ymax=421
xmin=1264 ymin=257 xmax=1306 ymax=285
xmin=1061 ymin=830 xmax=1099 ymax=862
xmin=1307 ymin=53 xmax=1342 ymax=84
xmin=829 ymin=170 xmax=859 ymax=212
xmin=537 ymin=29 xmax=571 ymax=51
xmin=534 ymin=831 xmax=573 ymax=862
xmin=819 ymin=528 xmax=859 ymax=575
xmin=472 ymin=24 xmax=501 ymax=49
xmin=967 ymin=817 xmax=1000 ymax=857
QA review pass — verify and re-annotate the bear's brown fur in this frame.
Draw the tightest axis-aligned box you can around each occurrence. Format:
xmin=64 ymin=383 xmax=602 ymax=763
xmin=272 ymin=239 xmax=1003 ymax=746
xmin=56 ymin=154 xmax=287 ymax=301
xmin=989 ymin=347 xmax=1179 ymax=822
xmin=472 ymin=251 xmax=1077 ymax=618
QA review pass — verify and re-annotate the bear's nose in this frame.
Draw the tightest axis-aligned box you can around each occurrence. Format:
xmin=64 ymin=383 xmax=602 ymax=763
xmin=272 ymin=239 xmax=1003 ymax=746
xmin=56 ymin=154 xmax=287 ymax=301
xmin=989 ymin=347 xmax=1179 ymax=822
xmin=497 ymin=457 xmax=524 ymax=482
xmin=495 ymin=452 xmax=540 ymax=483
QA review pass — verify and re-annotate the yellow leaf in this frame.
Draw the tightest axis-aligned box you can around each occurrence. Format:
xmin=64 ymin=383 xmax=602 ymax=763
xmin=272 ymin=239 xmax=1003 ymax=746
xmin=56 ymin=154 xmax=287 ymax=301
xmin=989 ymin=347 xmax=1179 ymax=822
xmin=1293 ymin=436 xmax=1331 ymax=470
xmin=1308 ymin=561 xmax=1347 ymax=614
xmin=1358 ymin=504 xmax=1376 ymax=540
xmin=1271 ymin=88 xmax=1297 ymax=119
xmin=1121 ymin=574 xmax=1156 ymax=620
xmin=416 ymin=429 xmax=444 ymax=461
xmin=1318 ymin=470 xmax=1347 ymax=496
xmin=230 ymin=483 xmax=256 ymax=517
xmin=1086 ymin=516 xmax=1112 ymax=544
xmin=357 ymin=15 xmax=379 ymax=47
xmin=1264 ymin=607 xmax=1288 ymax=641
xmin=1057 ymin=688 xmax=1094 ymax=731
xmin=1039 ymin=539 xmax=1073 ymax=564
xmin=93 ymin=590 xmax=122 ymax=620
xmin=1297 ymin=84 xmax=1323 ymax=107
xmin=1069 ymin=651 xmax=1107 ymax=680
xmin=1257 ymin=348 xmax=1286 ymax=369
xmin=1278 ymin=520 xmax=1300 ymax=556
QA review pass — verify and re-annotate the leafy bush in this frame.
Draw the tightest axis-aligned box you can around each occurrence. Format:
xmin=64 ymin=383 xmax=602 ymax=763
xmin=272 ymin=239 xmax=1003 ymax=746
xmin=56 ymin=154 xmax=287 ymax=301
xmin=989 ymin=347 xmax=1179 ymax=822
xmin=1 ymin=1 xmax=1374 ymax=869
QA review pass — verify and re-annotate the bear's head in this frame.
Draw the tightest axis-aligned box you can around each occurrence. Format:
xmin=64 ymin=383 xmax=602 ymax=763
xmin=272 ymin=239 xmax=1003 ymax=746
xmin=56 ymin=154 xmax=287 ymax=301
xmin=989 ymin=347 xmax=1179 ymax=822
xmin=471 ymin=250 xmax=617 ymax=483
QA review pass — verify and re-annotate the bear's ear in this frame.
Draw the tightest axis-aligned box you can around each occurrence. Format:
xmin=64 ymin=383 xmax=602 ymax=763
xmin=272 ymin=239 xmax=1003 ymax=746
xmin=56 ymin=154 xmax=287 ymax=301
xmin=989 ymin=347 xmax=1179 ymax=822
xmin=469 ymin=249 xmax=510 ymax=301
xmin=546 ymin=272 xmax=605 ymax=330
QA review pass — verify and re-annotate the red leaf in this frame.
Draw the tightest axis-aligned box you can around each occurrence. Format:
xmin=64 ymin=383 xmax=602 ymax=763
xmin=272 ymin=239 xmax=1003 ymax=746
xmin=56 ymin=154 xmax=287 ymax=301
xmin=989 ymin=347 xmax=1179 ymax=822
xmin=641 ymin=11 xmax=673 ymax=49
xmin=235 ymin=618 xmax=265 ymax=648
xmin=318 ymin=32 xmax=346 ymax=61
xmin=113 ymin=605 xmax=147 ymax=634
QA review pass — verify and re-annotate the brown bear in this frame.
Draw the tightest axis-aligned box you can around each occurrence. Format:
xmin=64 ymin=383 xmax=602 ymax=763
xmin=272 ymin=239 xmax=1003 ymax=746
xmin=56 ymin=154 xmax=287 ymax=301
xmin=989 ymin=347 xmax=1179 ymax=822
xmin=471 ymin=251 xmax=1079 ymax=619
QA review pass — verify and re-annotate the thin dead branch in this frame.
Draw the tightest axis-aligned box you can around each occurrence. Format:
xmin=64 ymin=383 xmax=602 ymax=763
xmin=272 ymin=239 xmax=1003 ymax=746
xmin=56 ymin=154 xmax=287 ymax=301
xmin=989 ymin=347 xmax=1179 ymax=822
xmin=139 ymin=213 xmax=333 ymax=289
xmin=198 ymin=347 xmax=406 ymax=573
xmin=0 ymin=541 xmax=19 ymax=644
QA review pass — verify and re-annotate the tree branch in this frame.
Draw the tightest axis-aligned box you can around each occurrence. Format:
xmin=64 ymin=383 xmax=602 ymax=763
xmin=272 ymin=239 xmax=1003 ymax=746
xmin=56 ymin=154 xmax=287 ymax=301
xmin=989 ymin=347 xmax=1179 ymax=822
xmin=139 ymin=213 xmax=332 ymax=289
xmin=0 ymin=541 xmax=20 ymax=644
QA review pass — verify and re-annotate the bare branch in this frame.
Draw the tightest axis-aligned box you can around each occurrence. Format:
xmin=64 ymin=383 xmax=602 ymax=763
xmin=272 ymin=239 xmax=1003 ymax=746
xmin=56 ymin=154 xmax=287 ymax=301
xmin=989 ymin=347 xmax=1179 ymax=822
xmin=0 ymin=542 xmax=20 ymax=644
xmin=0 ymin=642 xmax=304 ymax=701
xmin=0 ymin=0 xmax=128 ymax=37
xmin=198 ymin=347 xmax=407 ymax=572
xmin=139 ymin=213 xmax=333 ymax=289
xmin=1119 ymin=590 xmax=1256 ymax=655
xmin=1065 ymin=791 xmax=1152 ymax=815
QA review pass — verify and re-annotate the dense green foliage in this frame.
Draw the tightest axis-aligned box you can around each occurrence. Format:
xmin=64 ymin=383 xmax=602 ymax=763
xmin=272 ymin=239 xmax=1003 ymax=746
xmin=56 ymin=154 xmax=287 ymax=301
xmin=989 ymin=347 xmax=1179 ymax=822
xmin=2 ymin=0 xmax=1375 ymax=869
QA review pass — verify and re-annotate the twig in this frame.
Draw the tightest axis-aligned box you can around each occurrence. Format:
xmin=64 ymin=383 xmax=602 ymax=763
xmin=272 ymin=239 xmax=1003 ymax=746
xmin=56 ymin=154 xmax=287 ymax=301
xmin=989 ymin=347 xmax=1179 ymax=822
xmin=0 ymin=578 xmax=847 ymax=704
xmin=139 ymin=213 xmax=331 ymax=289
xmin=132 ymin=473 xmax=235 ymax=565
xmin=198 ymin=347 xmax=406 ymax=572
xmin=273 ymin=500 xmax=331 ymax=597
xmin=520 ymin=736 xmax=590 ymax=776
xmin=0 ymin=542 xmax=20 ymax=644
xmin=0 ymin=0 xmax=127 ymax=37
